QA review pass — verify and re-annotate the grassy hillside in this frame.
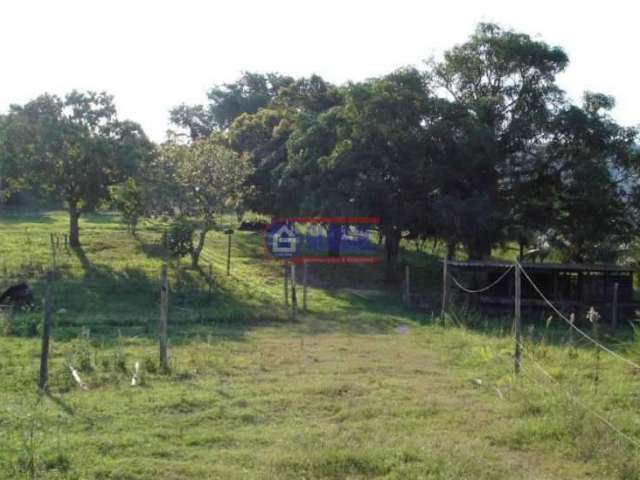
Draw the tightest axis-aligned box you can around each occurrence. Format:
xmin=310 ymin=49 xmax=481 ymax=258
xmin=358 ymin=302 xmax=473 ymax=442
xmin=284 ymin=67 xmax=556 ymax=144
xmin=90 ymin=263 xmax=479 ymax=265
xmin=1 ymin=211 xmax=640 ymax=479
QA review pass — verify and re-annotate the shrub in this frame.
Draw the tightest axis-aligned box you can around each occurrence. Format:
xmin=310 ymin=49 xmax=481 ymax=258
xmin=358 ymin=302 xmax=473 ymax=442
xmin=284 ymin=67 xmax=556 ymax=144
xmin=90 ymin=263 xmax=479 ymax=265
xmin=111 ymin=177 xmax=145 ymax=235
xmin=0 ymin=312 xmax=12 ymax=335
xmin=162 ymin=217 xmax=195 ymax=260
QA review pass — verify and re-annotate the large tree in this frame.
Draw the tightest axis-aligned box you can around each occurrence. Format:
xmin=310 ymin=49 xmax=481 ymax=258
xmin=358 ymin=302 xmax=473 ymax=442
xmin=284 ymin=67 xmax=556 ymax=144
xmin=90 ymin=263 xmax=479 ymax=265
xmin=286 ymin=69 xmax=435 ymax=271
xmin=426 ymin=99 xmax=499 ymax=258
xmin=0 ymin=113 xmax=22 ymax=202
xmin=1 ymin=91 xmax=152 ymax=246
xmin=228 ymin=108 xmax=296 ymax=213
xmin=170 ymin=72 xmax=294 ymax=140
xmin=227 ymin=75 xmax=343 ymax=215
xmin=152 ymin=136 xmax=251 ymax=267
xmin=430 ymin=23 xmax=569 ymax=259
xmin=541 ymin=93 xmax=638 ymax=262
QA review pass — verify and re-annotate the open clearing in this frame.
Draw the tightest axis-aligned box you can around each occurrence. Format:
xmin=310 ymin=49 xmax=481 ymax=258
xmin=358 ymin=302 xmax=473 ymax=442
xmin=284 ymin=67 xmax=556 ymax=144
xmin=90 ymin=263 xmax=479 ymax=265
xmin=1 ymin=212 xmax=639 ymax=479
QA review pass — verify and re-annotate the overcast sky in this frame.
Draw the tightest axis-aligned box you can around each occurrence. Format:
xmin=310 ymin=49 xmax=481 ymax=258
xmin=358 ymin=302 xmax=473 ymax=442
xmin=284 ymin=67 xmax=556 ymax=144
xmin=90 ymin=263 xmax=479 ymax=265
xmin=1 ymin=0 xmax=637 ymax=142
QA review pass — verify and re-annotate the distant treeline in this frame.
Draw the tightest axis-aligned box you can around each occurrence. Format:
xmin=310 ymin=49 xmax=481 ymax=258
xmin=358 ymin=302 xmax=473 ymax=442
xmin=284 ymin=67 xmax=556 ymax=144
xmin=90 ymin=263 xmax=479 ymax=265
xmin=1 ymin=23 xmax=639 ymax=267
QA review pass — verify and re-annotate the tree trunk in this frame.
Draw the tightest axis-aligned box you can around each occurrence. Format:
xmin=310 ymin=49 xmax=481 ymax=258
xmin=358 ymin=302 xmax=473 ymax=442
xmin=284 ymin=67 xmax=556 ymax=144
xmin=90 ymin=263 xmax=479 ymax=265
xmin=69 ymin=201 xmax=81 ymax=248
xmin=384 ymin=228 xmax=401 ymax=281
xmin=191 ymin=225 xmax=210 ymax=268
xmin=385 ymin=230 xmax=401 ymax=262
xmin=466 ymin=237 xmax=492 ymax=260
xmin=191 ymin=249 xmax=200 ymax=269
xmin=446 ymin=241 xmax=456 ymax=260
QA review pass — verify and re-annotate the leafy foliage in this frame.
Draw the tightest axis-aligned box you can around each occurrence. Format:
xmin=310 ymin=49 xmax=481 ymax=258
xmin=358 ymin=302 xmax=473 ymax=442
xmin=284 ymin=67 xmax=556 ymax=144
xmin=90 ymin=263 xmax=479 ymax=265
xmin=169 ymin=72 xmax=295 ymax=139
xmin=151 ymin=136 xmax=251 ymax=266
xmin=430 ymin=23 xmax=570 ymax=259
xmin=162 ymin=216 xmax=197 ymax=259
xmin=542 ymin=93 xmax=638 ymax=262
xmin=287 ymin=69 xmax=436 ymax=267
xmin=0 ymin=91 xmax=152 ymax=246
xmin=3 ymin=23 xmax=639 ymax=265
xmin=111 ymin=177 xmax=146 ymax=235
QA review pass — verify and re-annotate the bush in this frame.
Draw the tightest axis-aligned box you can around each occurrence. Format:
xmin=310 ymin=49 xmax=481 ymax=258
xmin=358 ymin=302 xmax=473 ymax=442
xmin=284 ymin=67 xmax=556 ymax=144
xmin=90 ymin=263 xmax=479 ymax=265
xmin=142 ymin=356 xmax=158 ymax=374
xmin=111 ymin=177 xmax=145 ymax=235
xmin=4 ymin=312 xmax=39 ymax=337
xmin=162 ymin=217 xmax=195 ymax=259
xmin=0 ymin=312 xmax=11 ymax=335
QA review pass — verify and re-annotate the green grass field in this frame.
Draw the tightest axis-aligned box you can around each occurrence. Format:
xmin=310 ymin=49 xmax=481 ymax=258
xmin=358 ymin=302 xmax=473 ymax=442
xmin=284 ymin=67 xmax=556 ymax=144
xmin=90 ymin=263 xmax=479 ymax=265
xmin=1 ymin=211 xmax=640 ymax=479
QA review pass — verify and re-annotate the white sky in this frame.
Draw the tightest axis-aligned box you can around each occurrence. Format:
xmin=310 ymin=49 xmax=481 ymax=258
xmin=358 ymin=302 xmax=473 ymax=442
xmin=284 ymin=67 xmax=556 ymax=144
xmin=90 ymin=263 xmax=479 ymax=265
xmin=0 ymin=0 xmax=638 ymax=142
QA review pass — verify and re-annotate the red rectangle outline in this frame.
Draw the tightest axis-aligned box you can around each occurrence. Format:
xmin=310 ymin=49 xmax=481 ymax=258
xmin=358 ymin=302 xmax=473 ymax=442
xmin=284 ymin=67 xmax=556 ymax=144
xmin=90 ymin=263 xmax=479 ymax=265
xmin=288 ymin=256 xmax=381 ymax=265
xmin=265 ymin=216 xmax=381 ymax=264
xmin=271 ymin=216 xmax=380 ymax=225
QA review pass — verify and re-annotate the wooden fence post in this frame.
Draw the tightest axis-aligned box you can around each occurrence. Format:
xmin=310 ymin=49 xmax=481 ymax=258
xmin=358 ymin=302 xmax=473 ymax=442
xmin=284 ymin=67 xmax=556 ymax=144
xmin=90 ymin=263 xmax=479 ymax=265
xmin=514 ymin=262 xmax=522 ymax=375
xmin=611 ymin=282 xmax=619 ymax=330
xmin=226 ymin=233 xmax=232 ymax=276
xmin=569 ymin=312 xmax=575 ymax=347
xmin=38 ymin=271 xmax=53 ymax=390
xmin=159 ymin=264 xmax=169 ymax=372
xmin=290 ymin=263 xmax=297 ymax=320
xmin=302 ymin=260 xmax=308 ymax=312
xmin=208 ymin=263 xmax=213 ymax=296
xmin=440 ymin=257 xmax=449 ymax=323
xmin=283 ymin=263 xmax=289 ymax=307
xmin=49 ymin=233 xmax=57 ymax=273
xmin=404 ymin=264 xmax=411 ymax=307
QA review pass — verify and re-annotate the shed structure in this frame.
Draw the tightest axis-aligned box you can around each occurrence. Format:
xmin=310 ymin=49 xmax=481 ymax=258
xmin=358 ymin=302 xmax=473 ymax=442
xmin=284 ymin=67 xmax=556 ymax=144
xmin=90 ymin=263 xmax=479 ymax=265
xmin=447 ymin=260 xmax=638 ymax=325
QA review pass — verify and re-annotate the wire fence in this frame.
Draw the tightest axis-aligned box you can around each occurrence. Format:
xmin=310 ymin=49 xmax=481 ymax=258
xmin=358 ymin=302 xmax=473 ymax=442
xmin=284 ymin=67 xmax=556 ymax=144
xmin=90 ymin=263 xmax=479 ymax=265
xmin=515 ymin=334 xmax=640 ymax=449
xmin=3 ymin=230 xmax=640 ymax=453
xmin=448 ymin=265 xmax=514 ymax=294
xmin=0 ymin=246 xmax=220 ymax=322
xmin=517 ymin=261 xmax=640 ymax=371
xmin=444 ymin=259 xmax=640 ymax=450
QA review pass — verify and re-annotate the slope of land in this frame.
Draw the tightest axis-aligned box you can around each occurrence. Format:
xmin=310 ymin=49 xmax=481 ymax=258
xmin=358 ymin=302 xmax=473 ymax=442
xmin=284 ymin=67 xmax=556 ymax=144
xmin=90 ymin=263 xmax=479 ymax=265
xmin=0 ymin=211 xmax=639 ymax=479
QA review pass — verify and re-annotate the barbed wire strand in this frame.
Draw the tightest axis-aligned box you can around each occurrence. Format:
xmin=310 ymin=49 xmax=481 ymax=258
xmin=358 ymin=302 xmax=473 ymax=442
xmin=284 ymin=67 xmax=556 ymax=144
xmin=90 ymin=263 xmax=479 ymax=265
xmin=448 ymin=265 xmax=514 ymax=294
xmin=517 ymin=261 xmax=640 ymax=371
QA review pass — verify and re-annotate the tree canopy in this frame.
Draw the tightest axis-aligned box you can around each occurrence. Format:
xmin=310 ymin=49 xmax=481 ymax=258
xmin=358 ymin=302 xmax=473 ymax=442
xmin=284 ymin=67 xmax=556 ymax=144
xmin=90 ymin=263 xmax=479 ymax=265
xmin=169 ymin=72 xmax=295 ymax=140
xmin=2 ymin=23 xmax=638 ymax=268
xmin=0 ymin=91 xmax=153 ymax=246
xmin=164 ymin=24 xmax=638 ymax=267
xmin=150 ymin=136 xmax=251 ymax=267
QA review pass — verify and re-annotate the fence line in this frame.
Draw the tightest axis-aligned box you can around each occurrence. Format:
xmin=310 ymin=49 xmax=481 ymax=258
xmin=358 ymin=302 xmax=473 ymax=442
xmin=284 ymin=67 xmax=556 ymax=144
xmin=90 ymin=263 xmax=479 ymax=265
xmin=448 ymin=265 xmax=514 ymax=294
xmin=513 ymin=334 xmax=640 ymax=449
xmin=517 ymin=262 xmax=640 ymax=371
xmin=442 ymin=256 xmax=640 ymax=406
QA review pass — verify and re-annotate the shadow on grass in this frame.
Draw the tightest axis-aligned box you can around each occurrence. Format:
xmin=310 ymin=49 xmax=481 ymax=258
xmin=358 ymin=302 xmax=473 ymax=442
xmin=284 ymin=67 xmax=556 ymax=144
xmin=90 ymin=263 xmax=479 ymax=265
xmin=6 ymin=227 xmax=635 ymax=356
xmin=71 ymin=245 xmax=93 ymax=275
xmin=226 ymin=231 xmax=268 ymax=259
xmin=295 ymin=313 xmax=413 ymax=336
xmin=8 ymin=256 xmax=296 ymax=346
xmin=80 ymin=212 xmax=120 ymax=225
xmin=0 ymin=209 xmax=56 ymax=224
xmin=133 ymin=232 xmax=169 ymax=260
xmin=45 ymin=391 xmax=75 ymax=415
